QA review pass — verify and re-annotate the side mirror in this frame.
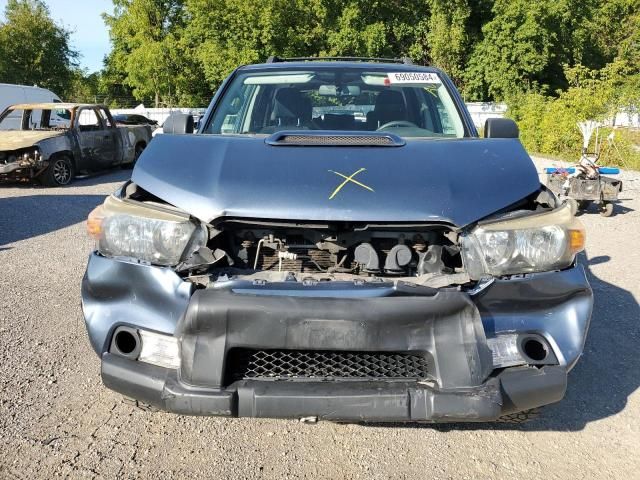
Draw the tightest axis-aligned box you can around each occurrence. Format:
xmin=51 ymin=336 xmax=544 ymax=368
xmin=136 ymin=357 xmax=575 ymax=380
xmin=163 ymin=113 xmax=194 ymax=134
xmin=484 ymin=118 xmax=519 ymax=139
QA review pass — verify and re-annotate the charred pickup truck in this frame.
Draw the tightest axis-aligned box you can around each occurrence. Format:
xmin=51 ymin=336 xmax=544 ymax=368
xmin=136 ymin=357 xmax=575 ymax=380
xmin=82 ymin=58 xmax=592 ymax=424
xmin=0 ymin=103 xmax=152 ymax=186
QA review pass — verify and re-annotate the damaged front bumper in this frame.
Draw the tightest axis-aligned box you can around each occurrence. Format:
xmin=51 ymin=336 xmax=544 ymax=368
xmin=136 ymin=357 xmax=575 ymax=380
xmin=82 ymin=253 xmax=593 ymax=422
xmin=0 ymin=158 xmax=46 ymax=179
xmin=0 ymin=160 xmax=28 ymax=175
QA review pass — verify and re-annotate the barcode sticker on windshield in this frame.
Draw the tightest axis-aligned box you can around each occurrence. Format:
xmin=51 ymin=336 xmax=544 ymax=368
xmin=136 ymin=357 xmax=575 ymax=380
xmin=387 ymin=72 xmax=441 ymax=84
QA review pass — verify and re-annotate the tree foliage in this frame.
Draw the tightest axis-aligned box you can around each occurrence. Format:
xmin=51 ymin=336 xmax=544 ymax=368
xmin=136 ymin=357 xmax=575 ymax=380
xmin=4 ymin=0 xmax=636 ymax=110
xmin=104 ymin=0 xmax=195 ymax=106
xmin=424 ymin=0 xmax=470 ymax=85
xmin=0 ymin=0 xmax=78 ymax=96
xmin=98 ymin=0 xmax=638 ymax=106
xmin=507 ymin=61 xmax=640 ymax=168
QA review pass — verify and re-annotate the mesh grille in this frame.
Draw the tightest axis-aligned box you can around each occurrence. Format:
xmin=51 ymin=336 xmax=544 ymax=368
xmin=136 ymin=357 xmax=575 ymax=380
xmin=278 ymin=134 xmax=395 ymax=146
xmin=226 ymin=349 xmax=429 ymax=382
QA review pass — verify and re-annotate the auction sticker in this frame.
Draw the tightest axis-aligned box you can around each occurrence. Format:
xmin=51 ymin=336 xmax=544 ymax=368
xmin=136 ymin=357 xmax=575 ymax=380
xmin=387 ymin=72 xmax=441 ymax=84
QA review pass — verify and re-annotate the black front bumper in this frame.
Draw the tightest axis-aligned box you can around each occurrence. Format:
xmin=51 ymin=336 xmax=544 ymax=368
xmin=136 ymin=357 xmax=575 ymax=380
xmin=102 ymin=353 xmax=567 ymax=422
xmin=96 ymin=281 xmax=580 ymax=422
xmin=82 ymin=253 xmax=592 ymax=422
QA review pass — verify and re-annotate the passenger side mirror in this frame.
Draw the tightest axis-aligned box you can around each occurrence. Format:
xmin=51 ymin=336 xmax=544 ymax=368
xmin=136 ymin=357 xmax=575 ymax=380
xmin=484 ymin=118 xmax=519 ymax=139
xmin=163 ymin=113 xmax=194 ymax=134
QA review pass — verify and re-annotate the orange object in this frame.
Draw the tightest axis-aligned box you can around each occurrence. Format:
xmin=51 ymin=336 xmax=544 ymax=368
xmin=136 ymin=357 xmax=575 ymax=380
xmin=568 ymin=229 xmax=585 ymax=253
xmin=87 ymin=205 xmax=105 ymax=239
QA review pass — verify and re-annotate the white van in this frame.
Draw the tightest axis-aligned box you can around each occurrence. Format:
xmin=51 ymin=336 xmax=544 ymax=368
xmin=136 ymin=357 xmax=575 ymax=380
xmin=0 ymin=83 xmax=69 ymax=130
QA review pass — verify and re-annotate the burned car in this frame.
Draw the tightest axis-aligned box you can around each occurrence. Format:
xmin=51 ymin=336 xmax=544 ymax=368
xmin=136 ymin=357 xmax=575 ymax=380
xmin=82 ymin=58 xmax=592 ymax=423
xmin=0 ymin=103 xmax=152 ymax=186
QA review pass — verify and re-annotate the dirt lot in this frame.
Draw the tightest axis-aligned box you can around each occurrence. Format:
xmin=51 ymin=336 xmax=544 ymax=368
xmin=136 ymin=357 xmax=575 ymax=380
xmin=1 ymin=160 xmax=639 ymax=479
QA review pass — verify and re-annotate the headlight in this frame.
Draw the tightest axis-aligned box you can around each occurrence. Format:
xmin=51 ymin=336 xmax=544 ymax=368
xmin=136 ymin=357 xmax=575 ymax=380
xmin=87 ymin=195 xmax=207 ymax=266
xmin=461 ymin=203 xmax=585 ymax=279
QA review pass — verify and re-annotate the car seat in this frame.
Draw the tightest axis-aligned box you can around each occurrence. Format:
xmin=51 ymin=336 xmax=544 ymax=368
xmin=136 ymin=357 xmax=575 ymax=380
xmin=270 ymin=88 xmax=312 ymax=128
xmin=366 ymin=90 xmax=408 ymax=129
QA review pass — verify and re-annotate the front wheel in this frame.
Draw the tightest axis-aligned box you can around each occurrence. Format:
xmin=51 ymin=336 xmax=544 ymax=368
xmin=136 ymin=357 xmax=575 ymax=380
xmin=40 ymin=156 xmax=75 ymax=187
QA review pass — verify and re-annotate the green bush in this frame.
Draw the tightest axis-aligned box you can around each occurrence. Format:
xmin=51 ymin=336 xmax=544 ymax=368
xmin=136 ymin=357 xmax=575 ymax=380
xmin=506 ymin=79 xmax=640 ymax=169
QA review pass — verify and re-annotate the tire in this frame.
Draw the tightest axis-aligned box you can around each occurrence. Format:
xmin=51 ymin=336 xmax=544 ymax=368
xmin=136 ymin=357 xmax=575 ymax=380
xmin=40 ymin=155 xmax=75 ymax=187
xmin=496 ymin=408 xmax=541 ymax=424
xmin=600 ymin=201 xmax=614 ymax=217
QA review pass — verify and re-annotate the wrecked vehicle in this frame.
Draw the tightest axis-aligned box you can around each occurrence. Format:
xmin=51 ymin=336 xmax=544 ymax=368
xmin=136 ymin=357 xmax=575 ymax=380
xmin=0 ymin=103 xmax=152 ymax=186
xmin=82 ymin=58 xmax=592 ymax=423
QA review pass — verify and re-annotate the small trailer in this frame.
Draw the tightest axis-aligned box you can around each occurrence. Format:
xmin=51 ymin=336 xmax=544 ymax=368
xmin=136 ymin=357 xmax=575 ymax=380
xmin=545 ymin=122 xmax=622 ymax=217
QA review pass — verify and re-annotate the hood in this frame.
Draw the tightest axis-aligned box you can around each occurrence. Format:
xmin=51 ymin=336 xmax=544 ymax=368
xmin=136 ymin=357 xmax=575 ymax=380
xmin=0 ymin=130 xmax=65 ymax=151
xmin=132 ymin=134 xmax=540 ymax=227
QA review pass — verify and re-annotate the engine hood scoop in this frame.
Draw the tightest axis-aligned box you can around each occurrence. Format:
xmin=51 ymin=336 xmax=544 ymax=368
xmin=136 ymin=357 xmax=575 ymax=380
xmin=132 ymin=134 xmax=540 ymax=227
xmin=265 ymin=130 xmax=405 ymax=147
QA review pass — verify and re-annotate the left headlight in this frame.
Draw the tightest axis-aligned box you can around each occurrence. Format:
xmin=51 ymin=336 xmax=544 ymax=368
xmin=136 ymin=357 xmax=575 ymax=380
xmin=87 ymin=195 xmax=207 ymax=266
xmin=460 ymin=203 xmax=585 ymax=280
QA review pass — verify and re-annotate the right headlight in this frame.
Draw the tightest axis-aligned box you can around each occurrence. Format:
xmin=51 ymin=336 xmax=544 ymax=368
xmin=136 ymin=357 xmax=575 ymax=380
xmin=460 ymin=203 xmax=585 ymax=280
xmin=87 ymin=195 xmax=207 ymax=266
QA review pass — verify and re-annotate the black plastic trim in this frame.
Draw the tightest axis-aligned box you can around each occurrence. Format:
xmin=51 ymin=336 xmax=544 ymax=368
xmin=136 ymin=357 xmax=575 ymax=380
xmin=265 ymin=130 xmax=406 ymax=147
xmin=101 ymin=353 xmax=567 ymax=421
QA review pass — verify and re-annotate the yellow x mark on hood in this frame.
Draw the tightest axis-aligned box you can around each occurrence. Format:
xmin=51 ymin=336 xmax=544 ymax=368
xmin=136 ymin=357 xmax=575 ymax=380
xmin=328 ymin=168 xmax=374 ymax=199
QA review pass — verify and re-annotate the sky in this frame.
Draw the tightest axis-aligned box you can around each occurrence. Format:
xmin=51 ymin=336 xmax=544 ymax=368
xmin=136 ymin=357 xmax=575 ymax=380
xmin=0 ymin=0 xmax=113 ymax=73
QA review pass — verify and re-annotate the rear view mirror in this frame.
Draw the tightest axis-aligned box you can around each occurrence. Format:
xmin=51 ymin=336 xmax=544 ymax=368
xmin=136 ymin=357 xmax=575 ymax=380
xmin=163 ymin=113 xmax=194 ymax=134
xmin=484 ymin=118 xmax=519 ymax=139
xmin=318 ymin=85 xmax=361 ymax=97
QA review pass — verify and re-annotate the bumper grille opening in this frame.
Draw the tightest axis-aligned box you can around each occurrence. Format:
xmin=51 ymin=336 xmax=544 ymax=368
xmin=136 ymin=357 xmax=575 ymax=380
xmin=226 ymin=349 xmax=430 ymax=383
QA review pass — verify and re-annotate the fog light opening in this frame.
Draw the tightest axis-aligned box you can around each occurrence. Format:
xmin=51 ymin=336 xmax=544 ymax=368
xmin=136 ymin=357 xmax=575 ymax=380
xmin=522 ymin=338 xmax=547 ymax=362
xmin=113 ymin=329 xmax=139 ymax=357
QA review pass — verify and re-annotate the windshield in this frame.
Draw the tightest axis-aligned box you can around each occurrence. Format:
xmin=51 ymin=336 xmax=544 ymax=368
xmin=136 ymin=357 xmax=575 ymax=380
xmin=205 ymin=68 xmax=466 ymax=138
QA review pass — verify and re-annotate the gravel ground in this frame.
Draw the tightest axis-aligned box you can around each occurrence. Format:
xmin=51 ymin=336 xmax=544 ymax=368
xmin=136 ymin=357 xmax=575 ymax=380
xmin=0 ymin=159 xmax=639 ymax=479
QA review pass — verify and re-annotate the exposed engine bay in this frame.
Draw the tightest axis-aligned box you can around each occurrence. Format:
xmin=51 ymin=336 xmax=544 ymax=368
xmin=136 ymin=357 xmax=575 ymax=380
xmin=192 ymin=220 xmax=468 ymax=287
xmin=0 ymin=148 xmax=41 ymax=166
xmin=116 ymin=182 xmax=558 ymax=290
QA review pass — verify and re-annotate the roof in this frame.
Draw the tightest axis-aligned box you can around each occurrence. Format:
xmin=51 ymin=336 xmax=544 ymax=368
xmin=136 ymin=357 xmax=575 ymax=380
xmin=239 ymin=60 xmax=442 ymax=74
xmin=8 ymin=102 xmax=102 ymax=110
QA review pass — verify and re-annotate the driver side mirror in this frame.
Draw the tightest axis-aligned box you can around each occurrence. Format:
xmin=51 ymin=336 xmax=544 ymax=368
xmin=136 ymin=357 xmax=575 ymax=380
xmin=163 ymin=113 xmax=194 ymax=134
xmin=484 ymin=118 xmax=519 ymax=139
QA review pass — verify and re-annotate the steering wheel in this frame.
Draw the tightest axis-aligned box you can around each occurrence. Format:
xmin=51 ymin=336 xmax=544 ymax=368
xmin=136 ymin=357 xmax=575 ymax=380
xmin=376 ymin=120 xmax=419 ymax=130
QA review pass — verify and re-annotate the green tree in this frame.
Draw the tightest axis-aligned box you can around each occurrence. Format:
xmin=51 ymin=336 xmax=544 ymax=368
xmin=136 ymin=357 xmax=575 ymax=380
xmin=0 ymin=0 xmax=78 ymax=96
xmin=101 ymin=0 xmax=639 ymax=108
xmin=324 ymin=0 xmax=429 ymax=59
xmin=424 ymin=0 xmax=470 ymax=85
xmin=104 ymin=0 xmax=208 ymax=107
xmin=185 ymin=0 xmax=330 ymax=88
xmin=185 ymin=0 xmax=435 ymax=88
xmin=464 ymin=0 xmax=601 ymax=100
xmin=67 ymin=69 xmax=100 ymax=103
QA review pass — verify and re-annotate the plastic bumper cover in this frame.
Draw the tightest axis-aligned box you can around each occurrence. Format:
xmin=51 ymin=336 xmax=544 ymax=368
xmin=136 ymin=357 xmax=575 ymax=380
xmin=82 ymin=253 xmax=592 ymax=421
xmin=102 ymin=353 xmax=567 ymax=421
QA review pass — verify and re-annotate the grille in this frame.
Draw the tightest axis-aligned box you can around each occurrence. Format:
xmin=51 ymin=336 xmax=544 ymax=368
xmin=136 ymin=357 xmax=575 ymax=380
xmin=278 ymin=134 xmax=395 ymax=146
xmin=226 ymin=349 xmax=429 ymax=382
